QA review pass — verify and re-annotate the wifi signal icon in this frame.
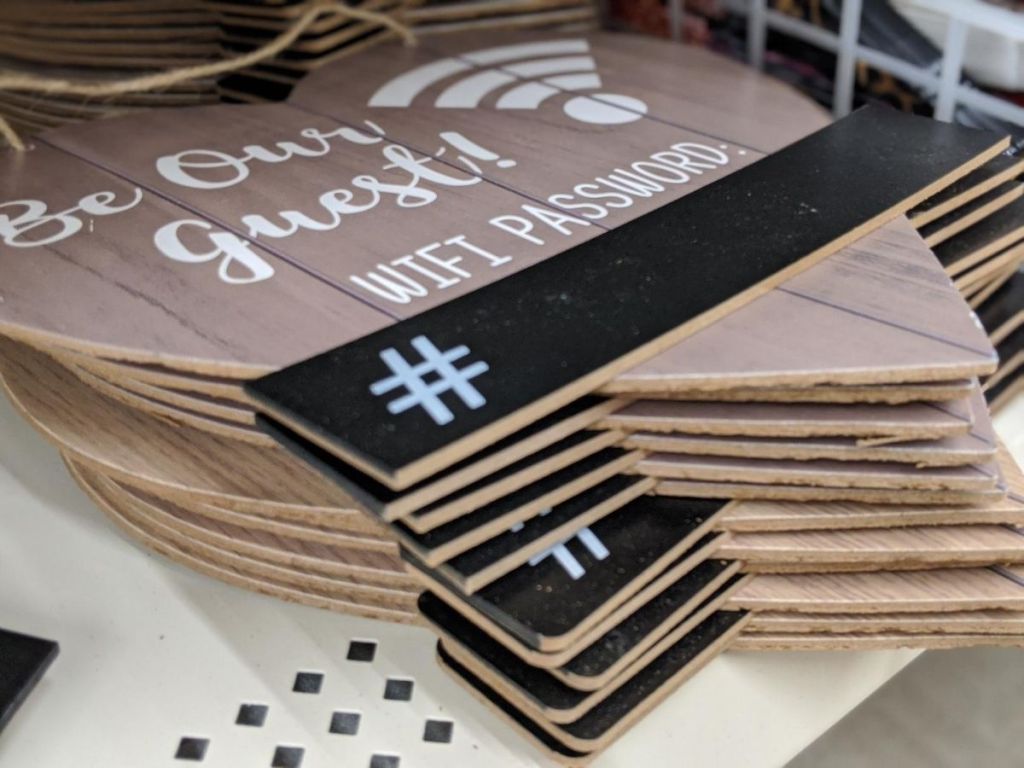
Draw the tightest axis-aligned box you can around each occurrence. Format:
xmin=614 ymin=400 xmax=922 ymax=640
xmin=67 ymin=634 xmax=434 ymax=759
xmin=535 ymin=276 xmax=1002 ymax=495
xmin=368 ymin=40 xmax=648 ymax=126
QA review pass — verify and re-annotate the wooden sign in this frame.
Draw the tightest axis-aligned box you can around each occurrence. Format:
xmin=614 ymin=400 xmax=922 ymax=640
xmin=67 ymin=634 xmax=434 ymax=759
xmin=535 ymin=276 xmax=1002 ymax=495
xmin=431 ymin=475 xmax=656 ymax=593
xmin=733 ymin=632 xmax=1024 ymax=651
xmin=256 ymin=396 xmax=627 ymax=520
xmin=417 ymin=31 xmax=829 ymax=154
xmin=67 ymin=459 xmax=420 ymax=623
xmin=0 ymin=30 xmax=998 ymax=415
xmin=636 ymin=453 xmax=1000 ymax=493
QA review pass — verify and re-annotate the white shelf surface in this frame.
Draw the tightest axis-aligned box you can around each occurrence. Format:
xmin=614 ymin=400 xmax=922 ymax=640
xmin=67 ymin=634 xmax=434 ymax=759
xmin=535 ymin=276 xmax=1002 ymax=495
xmin=3 ymin=390 xmax=1020 ymax=768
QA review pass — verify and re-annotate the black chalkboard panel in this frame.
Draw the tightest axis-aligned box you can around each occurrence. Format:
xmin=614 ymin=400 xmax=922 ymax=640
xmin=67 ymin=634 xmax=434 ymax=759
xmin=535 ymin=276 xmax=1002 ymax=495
xmin=406 ymin=495 xmax=728 ymax=652
xmin=436 ymin=610 xmax=748 ymax=751
xmin=437 ymin=474 xmax=652 ymax=592
xmin=0 ymin=628 xmax=59 ymax=733
xmin=435 ymin=643 xmax=592 ymax=762
xmin=395 ymin=448 xmax=641 ymax=564
xmin=254 ymin=394 xmax=620 ymax=520
xmin=421 ymin=575 xmax=742 ymax=713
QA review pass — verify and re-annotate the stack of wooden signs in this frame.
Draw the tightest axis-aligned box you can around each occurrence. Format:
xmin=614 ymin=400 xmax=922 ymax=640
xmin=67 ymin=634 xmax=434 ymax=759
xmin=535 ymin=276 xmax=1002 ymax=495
xmin=0 ymin=0 xmax=222 ymax=134
xmin=0 ymin=0 xmax=599 ymax=138
xmin=2 ymin=30 xmax=1024 ymax=763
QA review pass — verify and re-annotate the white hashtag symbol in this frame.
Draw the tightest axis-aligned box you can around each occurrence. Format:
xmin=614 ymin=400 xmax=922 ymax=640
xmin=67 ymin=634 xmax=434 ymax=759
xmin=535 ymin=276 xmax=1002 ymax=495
xmin=369 ymin=335 xmax=489 ymax=426
xmin=512 ymin=510 xmax=610 ymax=580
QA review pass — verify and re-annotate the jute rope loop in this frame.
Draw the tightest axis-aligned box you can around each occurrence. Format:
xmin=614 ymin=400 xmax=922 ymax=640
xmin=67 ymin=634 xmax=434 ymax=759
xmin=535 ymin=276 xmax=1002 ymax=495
xmin=0 ymin=1 xmax=416 ymax=151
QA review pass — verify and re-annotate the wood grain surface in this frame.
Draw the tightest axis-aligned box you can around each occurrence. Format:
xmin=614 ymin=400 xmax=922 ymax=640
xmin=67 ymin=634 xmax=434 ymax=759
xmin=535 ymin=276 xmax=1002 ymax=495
xmin=623 ymin=429 xmax=994 ymax=467
xmin=625 ymin=380 xmax=975 ymax=405
xmin=731 ymin=632 xmax=1024 ymax=651
xmin=656 ymin=480 xmax=1005 ymax=505
xmin=0 ymin=339 xmax=367 ymax=522
xmin=728 ymin=568 xmax=1024 ymax=614
xmin=747 ymin=609 xmax=1024 ymax=634
xmin=600 ymin=398 xmax=974 ymax=441
xmin=66 ymin=361 xmax=268 ymax=444
xmin=720 ymin=525 xmax=1024 ymax=569
xmin=64 ymin=457 xmax=421 ymax=623
xmin=82 ymin=462 xmax=414 ymax=590
xmin=636 ymin=453 xmax=1000 ymax=492
xmin=717 ymin=442 xmax=1024 ymax=530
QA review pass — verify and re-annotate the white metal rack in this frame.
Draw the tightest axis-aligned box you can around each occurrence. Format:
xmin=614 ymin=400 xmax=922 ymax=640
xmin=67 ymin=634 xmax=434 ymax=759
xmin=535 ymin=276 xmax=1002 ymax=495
xmin=668 ymin=0 xmax=1024 ymax=125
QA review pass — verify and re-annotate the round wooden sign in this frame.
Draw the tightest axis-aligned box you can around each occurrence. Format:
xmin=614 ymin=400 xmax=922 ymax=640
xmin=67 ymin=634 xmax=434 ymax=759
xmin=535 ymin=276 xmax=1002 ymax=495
xmin=0 ymin=32 xmax=826 ymax=377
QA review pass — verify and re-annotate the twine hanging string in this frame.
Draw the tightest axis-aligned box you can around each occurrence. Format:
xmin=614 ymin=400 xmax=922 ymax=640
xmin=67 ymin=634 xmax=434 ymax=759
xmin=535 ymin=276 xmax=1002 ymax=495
xmin=0 ymin=1 xmax=417 ymax=151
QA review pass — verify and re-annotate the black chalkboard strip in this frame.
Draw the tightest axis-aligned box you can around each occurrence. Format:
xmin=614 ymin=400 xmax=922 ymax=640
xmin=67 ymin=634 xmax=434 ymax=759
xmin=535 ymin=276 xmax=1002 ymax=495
xmin=933 ymin=198 xmax=1024 ymax=275
xmin=434 ymin=645 xmax=593 ymax=765
xmin=393 ymin=450 xmax=643 ymax=565
xmin=910 ymin=154 xmax=1024 ymax=227
xmin=431 ymin=585 xmax=740 ymax=724
xmin=394 ymin=448 xmax=646 ymax=565
xmin=554 ymin=568 xmax=747 ymax=691
xmin=986 ymin=366 xmax=1024 ymax=411
xmin=401 ymin=437 xmax=636 ymax=534
xmin=421 ymin=568 xmax=745 ymax=695
xmin=979 ymin=272 xmax=1024 ymax=340
xmin=919 ymin=182 xmax=1023 ymax=247
xmin=405 ymin=497 xmax=728 ymax=656
xmin=0 ymin=628 xmax=59 ymax=733
xmin=248 ymin=106 xmax=1008 ymax=491
xmin=436 ymin=610 xmax=749 ymax=753
xmin=434 ymin=475 xmax=655 ymax=593
xmin=408 ymin=533 xmax=726 ymax=662
xmin=255 ymin=396 xmax=626 ymax=521
xmin=991 ymin=325 xmax=1024 ymax=388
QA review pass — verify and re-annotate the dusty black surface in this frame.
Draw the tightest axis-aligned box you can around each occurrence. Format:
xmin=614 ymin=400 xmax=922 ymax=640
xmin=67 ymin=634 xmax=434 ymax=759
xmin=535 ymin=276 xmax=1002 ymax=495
xmin=406 ymin=496 xmax=726 ymax=649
